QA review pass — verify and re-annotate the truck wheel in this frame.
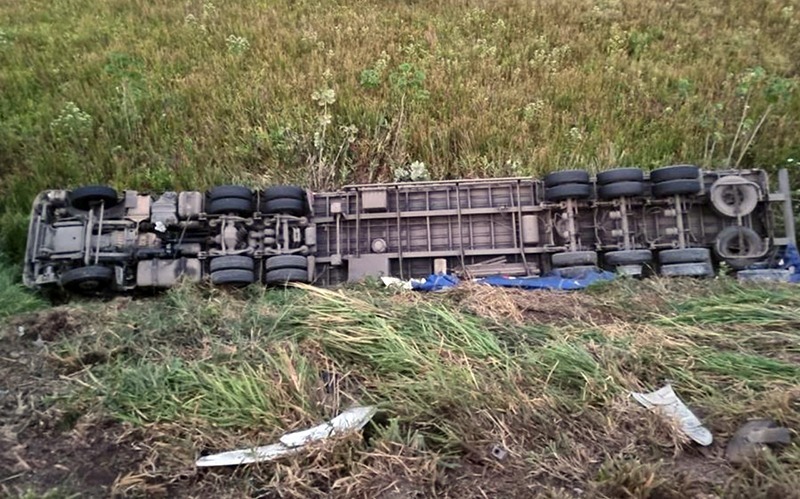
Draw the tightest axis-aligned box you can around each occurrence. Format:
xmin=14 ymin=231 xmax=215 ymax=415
xmin=544 ymin=183 xmax=591 ymax=202
xmin=265 ymin=255 xmax=308 ymax=271
xmin=69 ymin=186 xmax=119 ymax=211
xmin=211 ymin=269 xmax=255 ymax=286
xmin=61 ymin=265 xmax=114 ymax=292
xmin=210 ymin=255 xmax=255 ymax=272
xmin=266 ymin=268 xmax=309 ymax=284
xmin=261 ymin=185 xmax=308 ymax=216
xmin=650 ymin=165 xmax=700 ymax=183
xmin=709 ymin=176 xmax=759 ymax=217
xmin=544 ymin=170 xmax=590 ymax=188
xmin=261 ymin=198 xmax=305 ymax=216
xmin=597 ymin=168 xmax=644 ymax=185
xmin=660 ymin=262 xmax=714 ymax=278
xmin=652 ymin=179 xmax=701 ymax=197
xmin=208 ymin=185 xmax=253 ymax=201
xmin=598 ymin=181 xmax=645 ymax=199
xmin=604 ymin=249 xmax=653 ymax=266
xmin=552 ymin=250 xmax=598 ymax=267
xmin=207 ymin=197 xmax=254 ymax=216
xmin=658 ymin=248 xmax=711 ymax=264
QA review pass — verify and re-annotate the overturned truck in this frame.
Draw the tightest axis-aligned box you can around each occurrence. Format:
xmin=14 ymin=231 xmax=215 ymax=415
xmin=23 ymin=165 xmax=797 ymax=293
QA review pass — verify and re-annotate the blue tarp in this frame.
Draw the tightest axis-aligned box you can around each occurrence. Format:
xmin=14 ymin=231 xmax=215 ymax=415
xmin=781 ymin=244 xmax=800 ymax=283
xmin=411 ymin=268 xmax=615 ymax=292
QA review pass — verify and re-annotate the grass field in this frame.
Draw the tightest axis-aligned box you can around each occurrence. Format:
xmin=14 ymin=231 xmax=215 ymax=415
xmin=1 ymin=278 xmax=799 ymax=497
xmin=1 ymin=0 xmax=800 ymax=261
xmin=2 ymin=0 xmax=800 ymax=497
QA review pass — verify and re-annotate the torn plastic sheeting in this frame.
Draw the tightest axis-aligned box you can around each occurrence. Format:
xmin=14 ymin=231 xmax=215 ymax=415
xmin=782 ymin=243 xmax=800 ymax=283
xmin=631 ymin=384 xmax=712 ymax=446
xmin=195 ymin=406 xmax=377 ymax=467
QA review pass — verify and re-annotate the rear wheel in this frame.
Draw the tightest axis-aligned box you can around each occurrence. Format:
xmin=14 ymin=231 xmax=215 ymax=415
xmin=605 ymin=249 xmax=652 ymax=266
xmin=210 ymin=255 xmax=255 ymax=273
xmin=659 ymin=248 xmax=711 ymax=265
xmin=652 ymin=179 xmax=701 ymax=197
xmin=544 ymin=183 xmax=591 ymax=202
xmin=261 ymin=185 xmax=308 ymax=216
xmin=69 ymin=186 xmax=119 ymax=211
xmin=266 ymin=268 xmax=309 ymax=285
xmin=598 ymin=181 xmax=645 ymax=199
xmin=597 ymin=168 xmax=644 ymax=185
xmin=555 ymin=265 xmax=598 ymax=278
xmin=544 ymin=170 xmax=590 ymax=187
xmin=650 ymin=165 xmax=700 ymax=183
xmin=660 ymin=262 xmax=714 ymax=278
xmin=552 ymin=251 xmax=598 ymax=267
xmin=61 ymin=265 xmax=114 ymax=293
xmin=265 ymin=255 xmax=308 ymax=271
xmin=210 ymin=269 xmax=255 ymax=286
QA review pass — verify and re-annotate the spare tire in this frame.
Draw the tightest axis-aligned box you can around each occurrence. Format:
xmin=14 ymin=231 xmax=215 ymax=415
xmin=544 ymin=170 xmax=590 ymax=187
xmin=597 ymin=168 xmax=644 ymax=185
xmin=69 ymin=185 xmax=119 ymax=211
xmin=714 ymin=226 xmax=764 ymax=260
xmin=709 ymin=176 xmax=759 ymax=217
xmin=650 ymin=165 xmax=700 ymax=183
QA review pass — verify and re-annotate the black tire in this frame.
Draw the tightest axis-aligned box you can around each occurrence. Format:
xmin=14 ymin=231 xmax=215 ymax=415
xmin=556 ymin=265 xmax=598 ymax=278
xmin=709 ymin=177 xmax=759 ymax=217
xmin=60 ymin=265 xmax=114 ymax=292
xmin=650 ymin=165 xmax=700 ymax=183
xmin=544 ymin=183 xmax=591 ymax=202
xmin=69 ymin=185 xmax=119 ymax=211
xmin=208 ymin=185 xmax=253 ymax=201
xmin=598 ymin=181 xmax=645 ymax=199
xmin=263 ymin=185 xmax=306 ymax=201
xmin=605 ymin=249 xmax=653 ymax=266
xmin=210 ymin=269 xmax=255 ymax=285
xmin=652 ymin=179 xmax=701 ymax=197
xmin=266 ymin=268 xmax=309 ymax=285
xmin=207 ymin=197 xmax=254 ymax=216
xmin=714 ymin=226 xmax=764 ymax=259
xmin=261 ymin=198 xmax=305 ymax=216
xmin=597 ymin=168 xmax=644 ymax=185
xmin=660 ymin=262 xmax=714 ymax=278
xmin=210 ymin=255 xmax=255 ymax=273
xmin=659 ymin=248 xmax=711 ymax=264
xmin=265 ymin=255 xmax=308 ymax=271
xmin=544 ymin=170 xmax=590 ymax=187
xmin=552 ymin=250 xmax=598 ymax=267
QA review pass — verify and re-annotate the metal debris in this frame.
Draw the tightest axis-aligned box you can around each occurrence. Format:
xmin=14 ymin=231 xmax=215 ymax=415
xmin=631 ymin=384 xmax=713 ymax=446
xmin=195 ymin=406 xmax=377 ymax=467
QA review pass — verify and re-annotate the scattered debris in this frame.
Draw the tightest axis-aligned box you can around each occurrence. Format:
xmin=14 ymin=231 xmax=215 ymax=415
xmin=195 ymin=406 xmax=377 ymax=467
xmin=725 ymin=419 xmax=791 ymax=464
xmin=490 ymin=444 xmax=508 ymax=461
xmin=631 ymin=384 xmax=713 ymax=446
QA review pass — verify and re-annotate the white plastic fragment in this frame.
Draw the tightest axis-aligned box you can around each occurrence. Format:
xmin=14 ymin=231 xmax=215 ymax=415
xmin=630 ymin=384 xmax=713 ymax=446
xmin=195 ymin=406 xmax=377 ymax=467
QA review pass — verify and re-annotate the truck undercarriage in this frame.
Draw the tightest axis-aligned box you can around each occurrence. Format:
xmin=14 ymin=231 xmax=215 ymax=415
xmin=23 ymin=166 xmax=797 ymax=293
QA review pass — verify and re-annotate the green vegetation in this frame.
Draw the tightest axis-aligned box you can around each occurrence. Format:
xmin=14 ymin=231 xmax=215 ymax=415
xmin=0 ymin=255 xmax=44 ymax=318
xmin=2 ymin=0 xmax=800 ymax=261
xmin=1 ymin=278 xmax=792 ymax=496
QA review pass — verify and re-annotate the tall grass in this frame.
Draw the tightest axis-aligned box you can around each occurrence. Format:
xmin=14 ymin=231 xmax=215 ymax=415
xmin=0 ymin=254 xmax=44 ymax=318
xmin=1 ymin=0 xmax=799 ymax=261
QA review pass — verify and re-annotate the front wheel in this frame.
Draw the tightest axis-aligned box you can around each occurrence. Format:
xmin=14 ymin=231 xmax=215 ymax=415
xmin=60 ymin=265 xmax=114 ymax=293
